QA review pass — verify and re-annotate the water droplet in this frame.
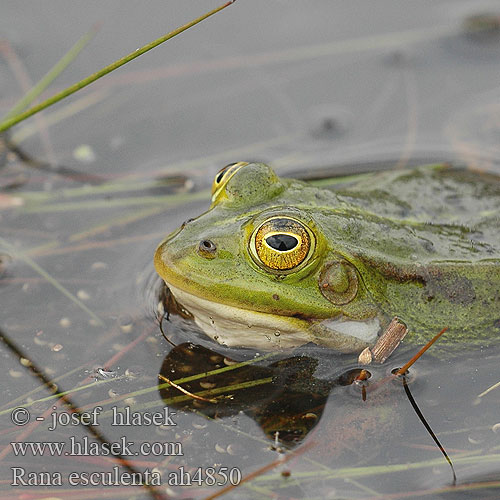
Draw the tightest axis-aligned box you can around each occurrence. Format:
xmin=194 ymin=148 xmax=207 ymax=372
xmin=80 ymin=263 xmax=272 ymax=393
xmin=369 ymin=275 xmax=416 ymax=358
xmin=33 ymin=335 xmax=46 ymax=346
xmin=193 ymin=421 xmax=207 ymax=430
xmin=303 ymin=413 xmax=318 ymax=421
xmin=200 ymin=381 xmax=217 ymax=389
xmin=19 ymin=357 xmax=32 ymax=367
xmin=73 ymin=144 xmax=96 ymax=163
xmin=77 ymin=289 xmax=90 ymax=301
xmin=118 ymin=315 xmax=133 ymax=333
xmin=125 ymin=366 xmax=144 ymax=379
xmin=91 ymin=261 xmax=107 ymax=271
xmin=215 ymin=443 xmax=226 ymax=454
xmin=468 ymin=432 xmax=485 ymax=444
xmin=59 ymin=317 xmax=71 ymax=328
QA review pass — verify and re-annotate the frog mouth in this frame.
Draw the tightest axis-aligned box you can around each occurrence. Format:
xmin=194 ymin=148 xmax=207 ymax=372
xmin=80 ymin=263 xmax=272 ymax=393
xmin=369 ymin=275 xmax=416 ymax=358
xmin=165 ymin=283 xmax=381 ymax=351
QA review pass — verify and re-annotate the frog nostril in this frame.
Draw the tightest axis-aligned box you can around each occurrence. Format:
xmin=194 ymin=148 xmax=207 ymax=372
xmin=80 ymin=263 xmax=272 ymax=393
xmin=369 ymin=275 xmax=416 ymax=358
xmin=201 ymin=240 xmax=215 ymax=250
xmin=198 ymin=240 xmax=217 ymax=258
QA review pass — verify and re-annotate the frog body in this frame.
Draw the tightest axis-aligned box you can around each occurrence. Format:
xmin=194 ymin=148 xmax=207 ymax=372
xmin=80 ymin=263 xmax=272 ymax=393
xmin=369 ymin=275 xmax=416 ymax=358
xmin=154 ymin=162 xmax=500 ymax=352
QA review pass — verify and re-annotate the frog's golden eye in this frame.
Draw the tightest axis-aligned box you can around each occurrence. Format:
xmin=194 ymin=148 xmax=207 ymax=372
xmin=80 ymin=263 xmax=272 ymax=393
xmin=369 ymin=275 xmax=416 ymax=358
xmin=251 ymin=217 xmax=314 ymax=272
xmin=211 ymin=162 xmax=249 ymax=202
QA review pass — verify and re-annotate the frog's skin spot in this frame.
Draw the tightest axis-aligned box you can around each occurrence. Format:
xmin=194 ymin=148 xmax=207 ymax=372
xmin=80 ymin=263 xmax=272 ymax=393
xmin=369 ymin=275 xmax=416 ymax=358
xmin=367 ymin=259 xmax=477 ymax=305
xmin=166 ymin=284 xmax=313 ymax=349
xmin=423 ymin=270 xmax=476 ymax=306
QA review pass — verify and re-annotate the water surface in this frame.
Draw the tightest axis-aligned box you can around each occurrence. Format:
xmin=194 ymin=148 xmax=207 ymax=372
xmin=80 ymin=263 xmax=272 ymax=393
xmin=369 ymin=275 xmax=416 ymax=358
xmin=1 ymin=1 xmax=500 ymax=498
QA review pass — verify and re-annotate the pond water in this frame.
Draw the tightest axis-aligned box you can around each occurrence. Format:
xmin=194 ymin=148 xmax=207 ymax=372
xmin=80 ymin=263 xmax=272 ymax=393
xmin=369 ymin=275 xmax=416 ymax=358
xmin=1 ymin=1 xmax=500 ymax=499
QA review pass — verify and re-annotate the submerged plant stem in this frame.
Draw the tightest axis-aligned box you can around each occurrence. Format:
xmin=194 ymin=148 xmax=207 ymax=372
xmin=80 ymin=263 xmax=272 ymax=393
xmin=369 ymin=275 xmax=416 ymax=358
xmin=0 ymin=237 xmax=104 ymax=326
xmin=402 ymin=374 xmax=457 ymax=485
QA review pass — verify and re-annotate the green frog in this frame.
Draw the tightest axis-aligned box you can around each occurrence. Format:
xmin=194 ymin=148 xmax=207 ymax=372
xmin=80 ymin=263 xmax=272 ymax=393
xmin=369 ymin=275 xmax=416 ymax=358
xmin=154 ymin=162 xmax=500 ymax=352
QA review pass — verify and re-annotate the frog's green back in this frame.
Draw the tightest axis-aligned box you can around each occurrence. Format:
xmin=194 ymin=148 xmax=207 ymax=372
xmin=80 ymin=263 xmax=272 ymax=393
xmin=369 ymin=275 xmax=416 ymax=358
xmin=335 ymin=166 xmax=497 ymax=236
xmin=313 ymin=164 xmax=500 ymax=342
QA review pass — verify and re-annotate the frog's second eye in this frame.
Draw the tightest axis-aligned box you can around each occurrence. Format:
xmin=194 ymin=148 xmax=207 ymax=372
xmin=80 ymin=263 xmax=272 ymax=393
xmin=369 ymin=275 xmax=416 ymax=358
xmin=211 ymin=162 xmax=249 ymax=200
xmin=251 ymin=217 xmax=314 ymax=272
xmin=214 ymin=163 xmax=236 ymax=186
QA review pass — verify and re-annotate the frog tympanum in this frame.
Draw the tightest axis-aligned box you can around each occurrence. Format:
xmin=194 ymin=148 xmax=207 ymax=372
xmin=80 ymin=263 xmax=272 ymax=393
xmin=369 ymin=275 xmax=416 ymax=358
xmin=155 ymin=162 xmax=500 ymax=352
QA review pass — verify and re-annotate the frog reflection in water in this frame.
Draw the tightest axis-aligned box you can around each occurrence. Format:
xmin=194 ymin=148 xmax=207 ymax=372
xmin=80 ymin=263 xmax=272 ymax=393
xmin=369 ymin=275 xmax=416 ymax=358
xmin=155 ymin=162 xmax=500 ymax=352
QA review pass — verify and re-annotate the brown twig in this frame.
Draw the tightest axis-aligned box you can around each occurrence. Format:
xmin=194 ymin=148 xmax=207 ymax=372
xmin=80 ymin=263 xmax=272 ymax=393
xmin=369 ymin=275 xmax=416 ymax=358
xmin=368 ymin=326 xmax=449 ymax=393
xmin=359 ymin=317 xmax=408 ymax=365
xmin=395 ymin=327 xmax=448 ymax=376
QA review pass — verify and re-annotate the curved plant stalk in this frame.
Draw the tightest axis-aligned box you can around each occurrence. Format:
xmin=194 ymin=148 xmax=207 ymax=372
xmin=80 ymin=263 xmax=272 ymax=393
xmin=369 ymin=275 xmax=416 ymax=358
xmin=402 ymin=374 xmax=457 ymax=485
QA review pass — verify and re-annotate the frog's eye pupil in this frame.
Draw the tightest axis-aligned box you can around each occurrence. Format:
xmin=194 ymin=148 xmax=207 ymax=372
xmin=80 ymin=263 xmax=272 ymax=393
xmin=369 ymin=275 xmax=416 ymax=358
xmin=265 ymin=234 xmax=298 ymax=252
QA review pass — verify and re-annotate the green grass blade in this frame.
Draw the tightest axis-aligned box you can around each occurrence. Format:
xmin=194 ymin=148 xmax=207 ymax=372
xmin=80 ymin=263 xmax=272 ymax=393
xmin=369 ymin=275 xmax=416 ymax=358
xmin=2 ymin=25 xmax=99 ymax=122
xmin=0 ymin=1 xmax=236 ymax=133
xmin=0 ymin=352 xmax=276 ymax=416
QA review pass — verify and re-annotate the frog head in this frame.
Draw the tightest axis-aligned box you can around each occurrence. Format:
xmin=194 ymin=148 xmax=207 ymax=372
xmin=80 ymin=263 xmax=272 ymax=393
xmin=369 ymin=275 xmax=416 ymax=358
xmin=154 ymin=162 xmax=385 ymax=352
